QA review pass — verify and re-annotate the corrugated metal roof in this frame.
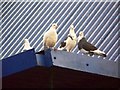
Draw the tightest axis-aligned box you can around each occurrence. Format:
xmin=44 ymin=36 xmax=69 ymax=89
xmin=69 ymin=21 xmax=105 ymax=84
xmin=1 ymin=1 xmax=119 ymax=62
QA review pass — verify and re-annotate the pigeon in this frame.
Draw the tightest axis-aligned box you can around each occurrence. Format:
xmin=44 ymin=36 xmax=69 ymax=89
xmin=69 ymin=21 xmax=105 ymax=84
xmin=23 ymin=39 xmax=33 ymax=51
xmin=43 ymin=23 xmax=58 ymax=50
xmin=78 ymin=31 xmax=107 ymax=57
xmin=59 ymin=24 xmax=77 ymax=52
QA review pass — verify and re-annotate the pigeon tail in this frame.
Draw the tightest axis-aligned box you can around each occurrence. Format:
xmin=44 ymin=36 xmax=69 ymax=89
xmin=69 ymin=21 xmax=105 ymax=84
xmin=101 ymin=53 xmax=107 ymax=57
xmin=91 ymin=49 xmax=107 ymax=57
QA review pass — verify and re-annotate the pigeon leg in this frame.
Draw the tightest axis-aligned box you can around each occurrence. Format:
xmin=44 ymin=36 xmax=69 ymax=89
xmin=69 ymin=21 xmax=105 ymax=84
xmin=51 ymin=47 xmax=57 ymax=51
xmin=54 ymin=47 xmax=58 ymax=51
xmin=89 ymin=52 xmax=94 ymax=56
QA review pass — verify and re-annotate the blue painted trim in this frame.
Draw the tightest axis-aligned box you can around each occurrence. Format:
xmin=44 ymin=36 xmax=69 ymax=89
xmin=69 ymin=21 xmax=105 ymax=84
xmin=36 ymin=49 xmax=53 ymax=67
xmin=44 ymin=49 xmax=53 ymax=67
xmin=1 ymin=49 xmax=37 ymax=77
xmin=51 ymin=50 xmax=119 ymax=78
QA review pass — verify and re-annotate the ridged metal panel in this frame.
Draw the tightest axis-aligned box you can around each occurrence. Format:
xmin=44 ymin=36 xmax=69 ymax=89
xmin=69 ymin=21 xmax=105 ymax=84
xmin=0 ymin=2 xmax=2 ymax=60
xmin=1 ymin=1 xmax=119 ymax=62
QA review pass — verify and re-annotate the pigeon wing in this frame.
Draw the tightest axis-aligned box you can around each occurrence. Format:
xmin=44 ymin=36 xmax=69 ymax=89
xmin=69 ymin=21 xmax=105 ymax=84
xmin=82 ymin=38 xmax=97 ymax=51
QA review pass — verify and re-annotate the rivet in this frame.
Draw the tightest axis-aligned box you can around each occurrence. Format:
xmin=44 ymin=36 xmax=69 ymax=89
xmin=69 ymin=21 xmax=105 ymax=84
xmin=86 ymin=64 xmax=89 ymax=66
xmin=54 ymin=57 xmax=56 ymax=59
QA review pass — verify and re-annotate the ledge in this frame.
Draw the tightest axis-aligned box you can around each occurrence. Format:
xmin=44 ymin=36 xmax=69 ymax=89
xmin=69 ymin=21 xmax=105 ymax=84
xmin=1 ymin=49 xmax=119 ymax=78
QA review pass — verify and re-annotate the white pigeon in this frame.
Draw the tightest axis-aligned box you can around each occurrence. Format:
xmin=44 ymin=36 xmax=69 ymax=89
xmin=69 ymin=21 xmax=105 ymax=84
xmin=78 ymin=31 xmax=107 ymax=57
xmin=23 ymin=39 xmax=33 ymax=51
xmin=43 ymin=23 xmax=58 ymax=50
xmin=59 ymin=24 xmax=77 ymax=52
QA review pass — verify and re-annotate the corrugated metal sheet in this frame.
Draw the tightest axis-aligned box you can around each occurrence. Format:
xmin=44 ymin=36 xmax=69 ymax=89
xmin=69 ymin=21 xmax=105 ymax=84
xmin=0 ymin=1 xmax=1 ymax=87
xmin=1 ymin=1 xmax=119 ymax=62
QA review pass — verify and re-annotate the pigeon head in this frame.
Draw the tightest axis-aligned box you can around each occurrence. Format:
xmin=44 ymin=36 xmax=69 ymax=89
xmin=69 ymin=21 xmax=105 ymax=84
xmin=79 ymin=31 xmax=84 ymax=37
xmin=69 ymin=24 xmax=75 ymax=34
xmin=70 ymin=24 xmax=74 ymax=30
xmin=24 ymin=39 xmax=30 ymax=44
xmin=78 ymin=31 xmax=84 ymax=41
xmin=23 ymin=39 xmax=32 ymax=51
xmin=52 ymin=23 xmax=58 ymax=29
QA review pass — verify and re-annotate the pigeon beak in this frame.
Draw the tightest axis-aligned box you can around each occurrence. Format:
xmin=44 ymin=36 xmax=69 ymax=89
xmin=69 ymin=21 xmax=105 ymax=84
xmin=56 ymin=25 xmax=58 ymax=29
